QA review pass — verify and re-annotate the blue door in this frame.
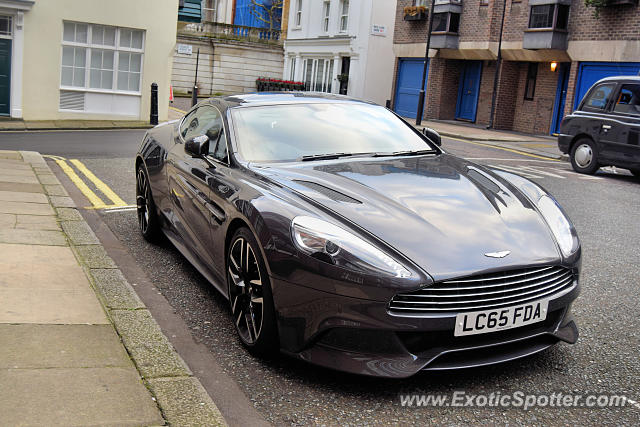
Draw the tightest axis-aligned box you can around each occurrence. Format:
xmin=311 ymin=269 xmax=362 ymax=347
xmin=550 ymin=63 xmax=570 ymax=135
xmin=455 ymin=61 xmax=482 ymax=122
xmin=393 ymin=58 xmax=428 ymax=119
xmin=574 ymin=62 xmax=640 ymax=109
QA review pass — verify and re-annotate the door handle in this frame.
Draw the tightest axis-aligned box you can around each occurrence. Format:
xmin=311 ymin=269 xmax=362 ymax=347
xmin=602 ymin=124 xmax=611 ymax=130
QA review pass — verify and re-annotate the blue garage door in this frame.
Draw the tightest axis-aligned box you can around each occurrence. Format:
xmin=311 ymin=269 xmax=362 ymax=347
xmin=394 ymin=58 xmax=428 ymax=119
xmin=574 ymin=62 xmax=640 ymax=109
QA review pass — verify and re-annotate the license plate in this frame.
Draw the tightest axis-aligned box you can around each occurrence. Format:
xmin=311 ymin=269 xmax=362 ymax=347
xmin=454 ymin=299 xmax=549 ymax=337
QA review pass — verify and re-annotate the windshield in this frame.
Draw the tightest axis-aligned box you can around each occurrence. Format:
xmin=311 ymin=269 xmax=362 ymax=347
xmin=231 ymin=103 xmax=436 ymax=162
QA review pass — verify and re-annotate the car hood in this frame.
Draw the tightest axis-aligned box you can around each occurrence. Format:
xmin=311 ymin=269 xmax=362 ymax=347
xmin=252 ymin=154 xmax=561 ymax=281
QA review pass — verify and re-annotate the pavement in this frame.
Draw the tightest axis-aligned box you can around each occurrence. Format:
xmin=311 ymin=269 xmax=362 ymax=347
xmin=0 ymin=120 xmax=153 ymax=131
xmin=0 ymin=150 xmax=226 ymax=426
xmin=413 ymin=119 xmax=567 ymax=161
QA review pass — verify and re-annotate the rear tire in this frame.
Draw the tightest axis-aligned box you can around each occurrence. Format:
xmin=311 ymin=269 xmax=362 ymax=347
xmin=136 ymin=164 xmax=162 ymax=243
xmin=227 ymin=227 xmax=279 ymax=357
xmin=570 ymin=138 xmax=600 ymax=175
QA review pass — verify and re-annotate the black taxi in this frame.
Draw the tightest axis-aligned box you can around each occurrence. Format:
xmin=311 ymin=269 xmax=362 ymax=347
xmin=558 ymin=76 xmax=640 ymax=176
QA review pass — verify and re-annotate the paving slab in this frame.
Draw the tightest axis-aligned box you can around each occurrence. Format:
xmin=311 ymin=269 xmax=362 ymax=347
xmin=0 ymin=168 xmax=38 ymax=177
xmin=90 ymin=268 xmax=145 ymax=310
xmin=0 ymin=262 xmax=90 ymax=291
xmin=37 ymin=173 xmax=61 ymax=185
xmin=44 ymin=183 xmax=69 ymax=196
xmin=0 ymin=288 xmax=109 ymax=324
xmin=0 ymin=367 xmax=164 ymax=426
xmin=147 ymin=376 xmax=227 ymax=427
xmin=0 ymin=190 xmax=48 ymax=203
xmin=0 ymin=324 xmax=131 ymax=369
xmin=61 ymin=219 xmax=100 ymax=245
xmin=49 ymin=195 xmax=76 ymax=208
xmin=110 ymin=309 xmax=191 ymax=379
xmin=0 ymin=200 xmax=55 ymax=215
xmin=74 ymin=244 xmax=118 ymax=268
xmin=0 ymin=228 xmax=67 ymax=245
xmin=20 ymin=151 xmax=48 ymax=166
xmin=0 ymin=242 xmax=78 ymax=265
xmin=0 ymin=213 xmax=15 ymax=228
xmin=15 ymin=214 xmax=61 ymax=231
xmin=0 ymin=159 xmax=31 ymax=170
xmin=0 ymin=173 xmax=40 ymax=184
xmin=0 ymin=150 xmax=21 ymax=159
xmin=56 ymin=207 xmax=84 ymax=221
xmin=0 ymin=181 xmax=44 ymax=193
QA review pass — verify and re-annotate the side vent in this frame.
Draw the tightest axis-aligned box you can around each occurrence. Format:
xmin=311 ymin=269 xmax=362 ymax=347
xmin=293 ymin=180 xmax=361 ymax=204
xmin=59 ymin=91 xmax=85 ymax=111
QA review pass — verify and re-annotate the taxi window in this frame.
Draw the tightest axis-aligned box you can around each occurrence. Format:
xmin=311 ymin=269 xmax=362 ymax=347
xmin=613 ymin=84 xmax=640 ymax=117
xmin=583 ymin=83 xmax=615 ymax=111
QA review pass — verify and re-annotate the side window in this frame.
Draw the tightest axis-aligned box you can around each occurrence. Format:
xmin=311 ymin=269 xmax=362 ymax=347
xmin=181 ymin=106 xmax=219 ymax=141
xmin=583 ymin=83 xmax=615 ymax=111
xmin=613 ymin=84 xmax=640 ymax=116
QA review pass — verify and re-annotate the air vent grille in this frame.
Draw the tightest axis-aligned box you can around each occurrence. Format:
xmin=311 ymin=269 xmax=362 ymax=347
xmin=294 ymin=180 xmax=361 ymax=204
xmin=59 ymin=91 xmax=85 ymax=111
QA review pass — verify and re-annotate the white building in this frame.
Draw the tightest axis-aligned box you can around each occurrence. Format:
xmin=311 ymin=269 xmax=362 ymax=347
xmin=283 ymin=0 xmax=396 ymax=105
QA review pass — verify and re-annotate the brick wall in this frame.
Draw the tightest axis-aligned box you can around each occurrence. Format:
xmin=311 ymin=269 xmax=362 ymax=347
xmin=510 ymin=62 xmax=559 ymax=134
xmin=458 ymin=0 xmax=492 ymax=43
xmin=494 ymin=61 xmax=519 ymax=129
xmin=394 ymin=0 xmax=429 ymax=43
xmin=426 ymin=58 xmax=461 ymax=120
xmin=568 ymin=2 xmax=640 ymax=41
xmin=476 ymin=61 xmax=496 ymax=124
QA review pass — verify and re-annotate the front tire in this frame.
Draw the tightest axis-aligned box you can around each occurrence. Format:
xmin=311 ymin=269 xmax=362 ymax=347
xmin=570 ymin=138 xmax=600 ymax=175
xmin=227 ymin=227 xmax=278 ymax=356
xmin=136 ymin=164 xmax=162 ymax=243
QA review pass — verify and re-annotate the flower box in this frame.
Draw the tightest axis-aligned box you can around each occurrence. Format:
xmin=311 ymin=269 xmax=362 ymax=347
xmin=403 ymin=5 xmax=428 ymax=21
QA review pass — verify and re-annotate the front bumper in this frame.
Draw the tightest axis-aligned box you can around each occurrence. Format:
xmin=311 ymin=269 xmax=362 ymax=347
xmin=271 ymin=276 xmax=580 ymax=378
xmin=557 ymin=134 xmax=573 ymax=154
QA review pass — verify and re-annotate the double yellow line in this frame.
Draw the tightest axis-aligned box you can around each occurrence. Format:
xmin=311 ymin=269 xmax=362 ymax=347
xmin=45 ymin=155 xmax=132 ymax=210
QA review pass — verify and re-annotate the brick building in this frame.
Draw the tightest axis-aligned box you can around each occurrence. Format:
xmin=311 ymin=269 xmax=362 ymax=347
xmin=391 ymin=0 xmax=640 ymax=135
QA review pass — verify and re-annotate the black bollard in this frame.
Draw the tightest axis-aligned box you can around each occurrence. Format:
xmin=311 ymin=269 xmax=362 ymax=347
xmin=150 ymin=83 xmax=158 ymax=125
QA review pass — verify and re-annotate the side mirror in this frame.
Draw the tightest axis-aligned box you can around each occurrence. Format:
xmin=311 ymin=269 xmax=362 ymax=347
xmin=185 ymin=134 xmax=209 ymax=157
xmin=422 ymin=127 xmax=442 ymax=146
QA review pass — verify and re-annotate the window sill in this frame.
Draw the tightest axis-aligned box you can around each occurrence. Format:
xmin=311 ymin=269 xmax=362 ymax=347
xmin=524 ymin=28 xmax=568 ymax=33
xmin=60 ymin=86 xmax=142 ymax=96
xmin=431 ymin=31 xmax=459 ymax=35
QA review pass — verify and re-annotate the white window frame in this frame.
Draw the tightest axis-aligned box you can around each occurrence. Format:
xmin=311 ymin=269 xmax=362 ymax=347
xmin=60 ymin=22 xmax=145 ymax=96
xmin=303 ymin=58 xmax=334 ymax=93
xmin=322 ymin=1 xmax=330 ymax=33
xmin=339 ymin=0 xmax=349 ymax=33
xmin=294 ymin=0 xmax=302 ymax=28
xmin=415 ymin=0 xmax=428 ymax=6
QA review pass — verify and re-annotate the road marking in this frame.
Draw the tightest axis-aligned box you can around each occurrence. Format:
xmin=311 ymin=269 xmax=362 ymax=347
xmin=445 ymin=136 xmax=561 ymax=161
xmin=101 ymin=205 xmax=137 ymax=213
xmin=69 ymin=159 xmax=127 ymax=206
xmin=518 ymin=165 xmax=566 ymax=179
xmin=169 ymin=106 xmax=187 ymax=114
xmin=44 ymin=154 xmax=129 ymax=210
xmin=44 ymin=155 xmax=109 ymax=208
xmin=488 ymin=164 xmax=545 ymax=179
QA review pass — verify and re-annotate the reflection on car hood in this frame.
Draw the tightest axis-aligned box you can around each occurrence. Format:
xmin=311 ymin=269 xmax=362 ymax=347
xmin=254 ymin=154 xmax=561 ymax=280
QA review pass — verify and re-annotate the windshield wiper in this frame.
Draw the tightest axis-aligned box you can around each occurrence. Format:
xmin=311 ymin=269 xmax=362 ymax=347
xmin=301 ymin=152 xmax=354 ymax=161
xmin=373 ymin=149 xmax=436 ymax=157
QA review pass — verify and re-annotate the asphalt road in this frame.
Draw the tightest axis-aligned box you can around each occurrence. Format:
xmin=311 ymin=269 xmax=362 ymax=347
xmin=2 ymin=130 xmax=639 ymax=425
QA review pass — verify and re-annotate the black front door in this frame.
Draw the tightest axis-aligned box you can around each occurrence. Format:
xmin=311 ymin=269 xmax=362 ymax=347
xmin=0 ymin=39 xmax=11 ymax=116
xmin=605 ymin=83 xmax=640 ymax=165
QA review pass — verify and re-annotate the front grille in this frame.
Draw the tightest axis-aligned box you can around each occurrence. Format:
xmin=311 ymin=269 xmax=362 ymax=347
xmin=389 ymin=266 xmax=575 ymax=314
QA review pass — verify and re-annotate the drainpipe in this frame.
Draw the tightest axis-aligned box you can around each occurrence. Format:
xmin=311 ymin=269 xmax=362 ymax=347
xmin=209 ymin=38 xmax=215 ymax=95
xmin=415 ymin=0 xmax=436 ymax=127
xmin=487 ymin=0 xmax=508 ymax=130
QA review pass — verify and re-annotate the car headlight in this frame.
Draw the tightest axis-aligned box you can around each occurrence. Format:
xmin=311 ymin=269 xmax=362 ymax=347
xmin=291 ymin=216 xmax=412 ymax=278
xmin=493 ymin=170 xmax=579 ymax=258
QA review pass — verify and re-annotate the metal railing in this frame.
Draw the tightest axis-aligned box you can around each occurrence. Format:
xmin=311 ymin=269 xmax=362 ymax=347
xmin=179 ymin=21 xmax=282 ymax=45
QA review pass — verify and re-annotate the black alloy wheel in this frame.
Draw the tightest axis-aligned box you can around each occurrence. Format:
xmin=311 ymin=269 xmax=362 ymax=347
xmin=136 ymin=165 xmax=161 ymax=242
xmin=227 ymin=227 xmax=278 ymax=355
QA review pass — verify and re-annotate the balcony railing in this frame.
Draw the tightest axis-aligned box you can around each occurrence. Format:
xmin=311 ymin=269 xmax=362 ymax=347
xmin=179 ymin=22 xmax=282 ymax=45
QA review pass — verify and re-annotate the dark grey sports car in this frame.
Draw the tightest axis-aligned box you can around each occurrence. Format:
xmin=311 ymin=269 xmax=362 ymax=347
xmin=135 ymin=93 xmax=580 ymax=378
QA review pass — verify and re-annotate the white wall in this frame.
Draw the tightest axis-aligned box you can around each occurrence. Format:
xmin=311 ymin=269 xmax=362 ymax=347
xmin=283 ymin=0 xmax=395 ymax=105
xmin=22 ymin=0 xmax=178 ymax=121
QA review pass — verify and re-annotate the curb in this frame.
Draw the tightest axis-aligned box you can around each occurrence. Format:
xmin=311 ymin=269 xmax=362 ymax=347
xmin=427 ymin=130 xmax=569 ymax=162
xmin=22 ymin=150 xmax=227 ymax=427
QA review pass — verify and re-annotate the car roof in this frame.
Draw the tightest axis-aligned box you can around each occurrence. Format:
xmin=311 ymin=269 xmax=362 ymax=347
xmin=593 ymin=75 xmax=640 ymax=85
xmin=205 ymin=91 xmax=377 ymax=111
